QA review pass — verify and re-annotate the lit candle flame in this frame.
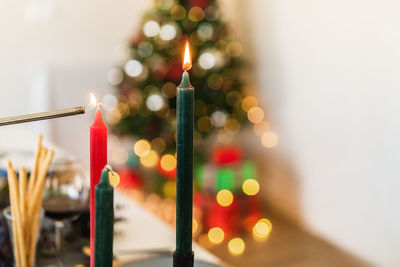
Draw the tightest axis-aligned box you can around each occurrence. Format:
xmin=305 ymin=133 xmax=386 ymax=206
xmin=183 ymin=41 xmax=192 ymax=71
xmin=89 ymin=92 xmax=97 ymax=108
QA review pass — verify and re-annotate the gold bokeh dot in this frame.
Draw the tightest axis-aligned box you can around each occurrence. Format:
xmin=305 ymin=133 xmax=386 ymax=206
xmin=252 ymin=218 xmax=272 ymax=239
xmin=241 ymin=96 xmax=258 ymax=112
xmin=140 ymin=150 xmax=159 ymax=168
xmin=160 ymin=154 xmax=177 ymax=171
xmin=208 ymin=227 xmax=224 ymax=244
xmin=108 ymin=172 xmax=120 ymax=188
xmin=228 ymin=238 xmax=245 ymax=255
xmin=162 ymin=82 xmax=177 ymax=98
xmin=216 ymin=189 xmax=233 ymax=207
xmin=170 ymin=5 xmax=186 ymax=20
xmin=261 ymin=131 xmax=278 ymax=148
xmin=247 ymin=106 xmax=264 ymax=124
xmin=197 ymin=116 xmax=213 ymax=132
xmin=242 ymin=179 xmax=260 ymax=196
xmin=188 ymin=7 xmax=204 ymax=22
xmin=134 ymin=139 xmax=151 ymax=157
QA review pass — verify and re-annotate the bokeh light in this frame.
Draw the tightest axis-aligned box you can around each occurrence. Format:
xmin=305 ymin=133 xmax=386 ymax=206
xmin=140 ymin=150 xmax=159 ymax=168
xmin=143 ymin=20 xmax=160 ymax=37
xmin=125 ymin=60 xmax=143 ymax=77
xmin=170 ymin=5 xmax=186 ymax=20
xmin=188 ymin=7 xmax=204 ymax=22
xmin=208 ymin=227 xmax=224 ymax=244
xmin=242 ymin=179 xmax=260 ymax=196
xmin=199 ymin=52 xmax=216 ymax=70
xmin=252 ymin=218 xmax=272 ymax=240
xmin=160 ymin=24 xmax=177 ymax=41
xmin=146 ymin=94 xmax=164 ymax=111
xmin=247 ymin=106 xmax=264 ymax=124
xmin=228 ymin=238 xmax=245 ymax=255
xmin=108 ymin=171 xmax=120 ymax=188
xmin=134 ymin=139 xmax=151 ymax=157
xmin=211 ymin=111 xmax=227 ymax=127
xmin=261 ymin=131 xmax=278 ymax=148
xmin=241 ymin=96 xmax=258 ymax=112
xmin=197 ymin=22 xmax=213 ymax=41
xmin=162 ymin=82 xmax=176 ymax=98
xmin=216 ymin=189 xmax=233 ymax=207
xmin=160 ymin=154 xmax=177 ymax=171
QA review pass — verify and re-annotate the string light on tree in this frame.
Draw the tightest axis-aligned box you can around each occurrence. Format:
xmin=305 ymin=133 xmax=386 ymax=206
xmin=216 ymin=189 xmax=233 ymax=207
xmin=143 ymin=20 xmax=160 ymax=37
xmin=252 ymin=218 xmax=272 ymax=240
xmin=228 ymin=238 xmax=245 ymax=255
xmin=160 ymin=154 xmax=177 ymax=171
xmin=208 ymin=227 xmax=224 ymax=244
xmin=261 ymin=131 xmax=278 ymax=148
xmin=134 ymin=139 xmax=151 ymax=157
xmin=160 ymin=24 xmax=177 ymax=41
xmin=125 ymin=60 xmax=143 ymax=77
xmin=242 ymin=179 xmax=260 ymax=196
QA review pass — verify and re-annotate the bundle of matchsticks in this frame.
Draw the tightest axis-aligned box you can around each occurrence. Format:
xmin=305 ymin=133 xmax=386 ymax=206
xmin=6 ymin=135 xmax=55 ymax=267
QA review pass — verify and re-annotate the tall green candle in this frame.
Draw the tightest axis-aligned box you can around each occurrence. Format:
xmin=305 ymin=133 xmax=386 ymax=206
xmin=174 ymin=42 xmax=194 ymax=267
xmin=94 ymin=166 xmax=114 ymax=267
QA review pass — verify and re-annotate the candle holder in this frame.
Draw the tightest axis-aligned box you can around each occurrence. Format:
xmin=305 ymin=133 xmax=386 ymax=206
xmin=120 ymin=256 xmax=221 ymax=267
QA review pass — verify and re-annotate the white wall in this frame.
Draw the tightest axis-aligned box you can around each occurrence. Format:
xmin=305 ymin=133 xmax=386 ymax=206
xmin=229 ymin=0 xmax=400 ymax=266
xmin=0 ymin=0 xmax=149 ymax=163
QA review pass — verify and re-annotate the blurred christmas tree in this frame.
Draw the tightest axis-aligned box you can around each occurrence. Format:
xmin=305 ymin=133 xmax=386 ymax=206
xmin=108 ymin=0 xmax=275 ymax=254
xmin=111 ymin=0 xmax=250 ymax=156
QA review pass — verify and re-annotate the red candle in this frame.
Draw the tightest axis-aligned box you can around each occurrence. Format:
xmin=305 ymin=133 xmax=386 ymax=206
xmin=90 ymin=107 xmax=107 ymax=267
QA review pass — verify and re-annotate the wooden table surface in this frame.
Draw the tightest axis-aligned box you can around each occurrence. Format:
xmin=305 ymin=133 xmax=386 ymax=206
xmin=207 ymin=210 xmax=371 ymax=267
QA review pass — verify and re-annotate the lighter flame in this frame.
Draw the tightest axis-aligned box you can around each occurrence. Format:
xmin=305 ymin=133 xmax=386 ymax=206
xmin=89 ymin=93 xmax=97 ymax=108
xmin=183 ymin=41 xmax=192 ymax=71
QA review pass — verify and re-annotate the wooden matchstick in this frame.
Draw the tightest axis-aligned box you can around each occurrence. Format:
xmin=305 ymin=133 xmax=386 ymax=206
xmin=28 ymin=149 xmax=54 ymax=266
xmin=19 ymin=167 xmax=28 ymax=259
xmin=8 ymin=163 xmax=27 ymax=267
xmin=27 ymin=135 xmax=42 ymax=197
xmin=7 ymin=164 xmax=21 ymax=267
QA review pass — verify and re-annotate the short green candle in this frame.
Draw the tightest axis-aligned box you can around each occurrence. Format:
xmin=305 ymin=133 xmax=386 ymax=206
xmin=176 ymin=70 xmax=194 ymax=256
xmin=94 ymin=167 xmax=114 ymax=267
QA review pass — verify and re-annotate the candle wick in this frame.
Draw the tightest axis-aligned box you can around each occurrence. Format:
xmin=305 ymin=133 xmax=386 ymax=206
xmin=105 ymin=164 xmax=114 ymax=174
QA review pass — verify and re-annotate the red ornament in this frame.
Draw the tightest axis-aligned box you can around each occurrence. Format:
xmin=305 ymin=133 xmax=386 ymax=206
xmin=117 ymin=168 xmax=143 ymax=189
xmin=167 ymin=63 xmax=183 ymax=83
xmin=190 ymin=0 xmax=208 ymax=8
xmin=157 ymin=160 xmax=176 ymax=180
xmin=211 ymin=146 xmax=243 ymax=165
xmin=205 ymin=197 xmax=239 ymax=238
